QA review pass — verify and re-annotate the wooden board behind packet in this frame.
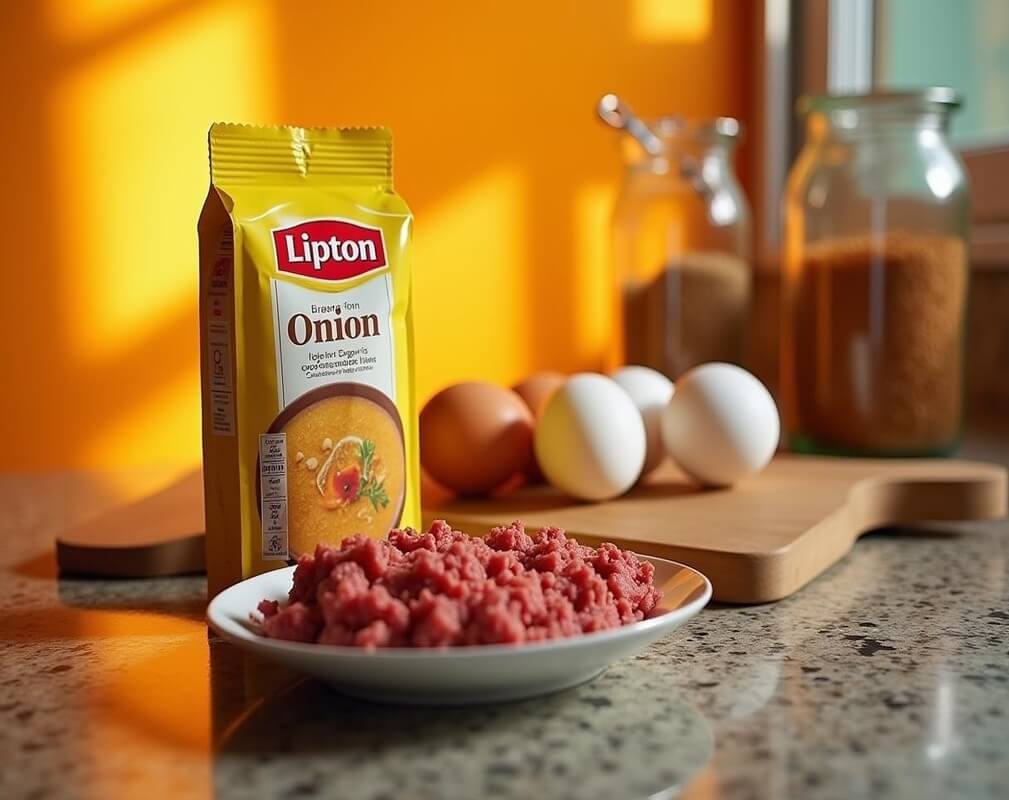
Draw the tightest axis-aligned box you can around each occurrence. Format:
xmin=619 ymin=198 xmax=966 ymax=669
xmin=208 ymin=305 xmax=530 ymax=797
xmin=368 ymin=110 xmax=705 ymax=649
xmin=199 ymin=124 xmax=419 ymax=597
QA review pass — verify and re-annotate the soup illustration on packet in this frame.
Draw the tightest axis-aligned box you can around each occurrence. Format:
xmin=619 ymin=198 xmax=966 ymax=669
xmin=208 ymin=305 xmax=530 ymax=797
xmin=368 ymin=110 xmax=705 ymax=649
xmin=198 ymin=124 xmax=420 ymax=596
xmin=269 ymin=385 xmax=406 ymax=556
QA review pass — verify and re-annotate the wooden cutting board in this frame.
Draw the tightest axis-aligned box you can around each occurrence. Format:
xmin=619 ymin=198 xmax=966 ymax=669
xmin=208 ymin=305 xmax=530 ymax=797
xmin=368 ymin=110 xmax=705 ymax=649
xmin=426 ymin=455 xmax=1008 ymax=603
xmin=55 ymin=470 xmax=205 ymax=577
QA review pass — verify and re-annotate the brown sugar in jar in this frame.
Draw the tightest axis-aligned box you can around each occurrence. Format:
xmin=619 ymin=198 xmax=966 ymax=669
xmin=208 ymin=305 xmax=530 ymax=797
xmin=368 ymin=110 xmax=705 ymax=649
xmin=622 ymin=252 xmax=750 ymax=378
xmin=781 ymin=232 xmax=967 ymax=455
xmin=783 ymin=89 xmax=970 ymax=457
xmin=609 ymin=116 xmax=751 ymax=379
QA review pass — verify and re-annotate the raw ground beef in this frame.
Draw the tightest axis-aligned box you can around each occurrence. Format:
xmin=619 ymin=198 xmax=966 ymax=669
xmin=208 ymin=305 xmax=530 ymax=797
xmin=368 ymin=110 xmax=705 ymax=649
xmin=256 ymin=520 xmax=661 ymax=649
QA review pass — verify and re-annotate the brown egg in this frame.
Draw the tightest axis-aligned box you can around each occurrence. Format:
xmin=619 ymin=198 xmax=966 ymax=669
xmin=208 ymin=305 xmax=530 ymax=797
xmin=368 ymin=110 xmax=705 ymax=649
xmin=513 ymin=372 xmax=566 ymax=419
xmin=512 ymin=372 xmax=566 ymax=482
xmin=420 ymin=381 xmax=535 ymax=495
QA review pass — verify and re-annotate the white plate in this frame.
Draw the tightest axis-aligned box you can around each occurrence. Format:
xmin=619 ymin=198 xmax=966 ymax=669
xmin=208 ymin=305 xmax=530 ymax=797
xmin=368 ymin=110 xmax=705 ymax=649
xmin=207 ymin=555 xmax=711 ymax=705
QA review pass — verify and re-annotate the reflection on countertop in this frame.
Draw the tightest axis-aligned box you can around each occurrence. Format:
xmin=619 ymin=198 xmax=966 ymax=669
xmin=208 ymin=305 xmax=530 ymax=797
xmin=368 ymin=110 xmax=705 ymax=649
xmin=2 ymin=441 xmax=1008 ymax=799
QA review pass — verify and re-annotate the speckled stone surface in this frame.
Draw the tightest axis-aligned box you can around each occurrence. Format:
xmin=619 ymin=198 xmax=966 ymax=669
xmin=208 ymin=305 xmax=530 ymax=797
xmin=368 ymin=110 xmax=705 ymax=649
xmin=2 ymin=455 xmax=1008 ymax=800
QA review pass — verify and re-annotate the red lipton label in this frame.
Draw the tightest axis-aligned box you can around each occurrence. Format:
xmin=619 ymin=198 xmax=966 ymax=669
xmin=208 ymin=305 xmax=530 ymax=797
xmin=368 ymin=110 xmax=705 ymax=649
xmin=272 ymin=219 xmax=387 ymax=280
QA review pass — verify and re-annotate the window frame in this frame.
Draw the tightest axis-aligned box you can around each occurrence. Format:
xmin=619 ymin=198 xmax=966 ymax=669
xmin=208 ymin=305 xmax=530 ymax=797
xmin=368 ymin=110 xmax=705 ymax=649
xmin=757 ymin=0 xmax=1009 ymax=270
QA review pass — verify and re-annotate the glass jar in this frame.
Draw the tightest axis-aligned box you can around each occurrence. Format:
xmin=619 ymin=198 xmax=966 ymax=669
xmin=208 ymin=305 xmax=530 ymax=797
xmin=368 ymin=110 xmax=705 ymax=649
xmin=612 ymin=117 xmax=751 ymax=379
xmin=781 ymin=89 xmax=969 ymax=456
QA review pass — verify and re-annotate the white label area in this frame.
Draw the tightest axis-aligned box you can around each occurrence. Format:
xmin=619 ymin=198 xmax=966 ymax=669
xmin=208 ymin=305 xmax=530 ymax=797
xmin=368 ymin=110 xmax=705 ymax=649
xmin=259 ymin=432 xmax=289 ymax=560
xmin=271 ymin=275 xmax=396 ymax=408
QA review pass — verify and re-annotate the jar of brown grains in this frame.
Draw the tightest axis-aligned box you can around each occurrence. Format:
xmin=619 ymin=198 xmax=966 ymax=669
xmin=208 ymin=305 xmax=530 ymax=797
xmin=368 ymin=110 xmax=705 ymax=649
xmin=781 ymin=89 xmax=969 ymax=456
xmin=611 ymin=117 xmax=751 ymax=379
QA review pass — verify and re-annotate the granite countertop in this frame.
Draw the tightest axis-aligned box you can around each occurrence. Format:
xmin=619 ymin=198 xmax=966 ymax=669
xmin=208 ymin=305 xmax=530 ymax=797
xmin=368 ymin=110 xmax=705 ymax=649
xmin=3 ymin=438 xmax=1008 ymax=800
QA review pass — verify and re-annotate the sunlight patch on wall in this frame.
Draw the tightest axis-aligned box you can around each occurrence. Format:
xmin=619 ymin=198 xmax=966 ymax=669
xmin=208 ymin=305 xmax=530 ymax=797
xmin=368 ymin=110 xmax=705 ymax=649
xmin=44 ymin=0 xmax=272 ymax=467
xmin=45 ymin=0 xmax=180 ymax=45
xmin=630 ymin=0 xmax=712 ymax=42
xmin=573 ymin=182 xmax=617 ymax=370
xmin=412 ymin=165 xmax=529 ymax=403
xmin=52 ymin=0 xmax=270 ymax=362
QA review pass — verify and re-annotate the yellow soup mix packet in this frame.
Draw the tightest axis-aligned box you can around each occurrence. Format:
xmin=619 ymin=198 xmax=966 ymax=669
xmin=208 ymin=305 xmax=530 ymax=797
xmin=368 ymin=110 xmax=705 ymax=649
xmin=199 ymin=124 xmax=419 ymax=597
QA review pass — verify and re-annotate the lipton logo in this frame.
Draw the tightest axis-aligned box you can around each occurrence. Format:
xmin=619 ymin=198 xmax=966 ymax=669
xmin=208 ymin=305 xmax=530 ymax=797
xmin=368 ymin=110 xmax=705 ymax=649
xmin=272 ymin=219 xmax=387 ymax=280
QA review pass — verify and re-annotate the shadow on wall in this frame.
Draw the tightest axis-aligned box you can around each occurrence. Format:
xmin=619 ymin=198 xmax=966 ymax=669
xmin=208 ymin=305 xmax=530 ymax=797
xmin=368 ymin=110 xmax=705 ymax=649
xmin=0 ymin=0 xmax=750 ymax=469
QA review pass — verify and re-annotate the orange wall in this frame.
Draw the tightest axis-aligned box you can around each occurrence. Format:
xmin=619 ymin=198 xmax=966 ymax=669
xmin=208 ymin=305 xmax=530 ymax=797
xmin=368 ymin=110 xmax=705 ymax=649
xmin=0 ymin=0 xmax=750 ymax=469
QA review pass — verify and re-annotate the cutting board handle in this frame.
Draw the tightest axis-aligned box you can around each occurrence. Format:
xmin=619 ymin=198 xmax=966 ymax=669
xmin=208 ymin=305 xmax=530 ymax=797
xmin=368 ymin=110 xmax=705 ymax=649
xmin=849 ymin=463 xmax=1008 ymax=532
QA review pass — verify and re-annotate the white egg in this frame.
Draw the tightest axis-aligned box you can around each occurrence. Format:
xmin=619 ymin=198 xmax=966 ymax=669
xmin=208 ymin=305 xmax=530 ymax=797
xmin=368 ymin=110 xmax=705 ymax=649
xmin=535 ymin=373 xmax=646 ymax=501
xmin=660 ymin=363 xmax=779 ymax=487
xmin=610 ymin=365 xmax=675 ymax=477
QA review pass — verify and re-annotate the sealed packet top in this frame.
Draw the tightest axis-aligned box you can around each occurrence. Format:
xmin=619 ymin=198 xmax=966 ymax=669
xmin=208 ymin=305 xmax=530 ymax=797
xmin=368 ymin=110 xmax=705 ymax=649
xmin=198 ymin=124 xmax=419 ymax=597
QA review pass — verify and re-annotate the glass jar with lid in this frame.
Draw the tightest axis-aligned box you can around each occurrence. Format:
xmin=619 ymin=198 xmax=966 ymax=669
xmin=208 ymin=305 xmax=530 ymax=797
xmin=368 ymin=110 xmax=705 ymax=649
xmin=781 ymin=88 xmax=969 ymax=456
xmin=611 ymin=117 xmax=751 ymax=379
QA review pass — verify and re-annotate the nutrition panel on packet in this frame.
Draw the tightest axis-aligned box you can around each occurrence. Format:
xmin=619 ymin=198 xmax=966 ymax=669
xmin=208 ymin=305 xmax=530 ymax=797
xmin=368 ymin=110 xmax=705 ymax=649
xmin=259 ymin=433 xmax=289 ymax=559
